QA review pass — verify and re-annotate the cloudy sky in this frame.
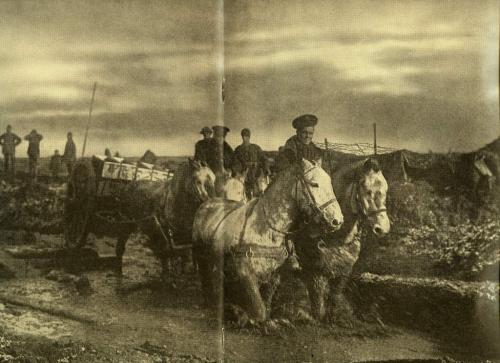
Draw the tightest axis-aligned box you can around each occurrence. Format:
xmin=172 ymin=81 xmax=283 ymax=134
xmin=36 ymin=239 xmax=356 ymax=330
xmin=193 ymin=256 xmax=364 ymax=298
xmin=0 ymin=0 xmax=498 ymax=156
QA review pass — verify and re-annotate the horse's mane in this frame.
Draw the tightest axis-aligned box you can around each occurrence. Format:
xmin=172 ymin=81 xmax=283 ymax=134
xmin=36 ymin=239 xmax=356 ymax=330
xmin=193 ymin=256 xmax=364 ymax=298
xmin=333 ymin=158 xmax=381 ymax=184
xmin=263 ymin=163 xmax=300 ymax=195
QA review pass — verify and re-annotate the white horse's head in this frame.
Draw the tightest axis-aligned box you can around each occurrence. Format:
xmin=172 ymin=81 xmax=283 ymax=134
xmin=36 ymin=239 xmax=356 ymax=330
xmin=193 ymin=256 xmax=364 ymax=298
xmin=253 ymin=168 xmax=270 ymax=198
xmin=352 ymin=159 xmax=390 ymax=237
xmin=188 ymin=159 xmax=216 ymax=202
xmin=295 ymin=159 xmax=343 ymax=233
xmin=223 ymin=169 xmax=247 ymax=202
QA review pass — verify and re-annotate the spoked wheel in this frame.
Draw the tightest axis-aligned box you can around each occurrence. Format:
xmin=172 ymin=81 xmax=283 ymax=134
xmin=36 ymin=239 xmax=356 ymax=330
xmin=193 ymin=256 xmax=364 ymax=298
xmin=64 ymin=160 xmax=96 ymax=249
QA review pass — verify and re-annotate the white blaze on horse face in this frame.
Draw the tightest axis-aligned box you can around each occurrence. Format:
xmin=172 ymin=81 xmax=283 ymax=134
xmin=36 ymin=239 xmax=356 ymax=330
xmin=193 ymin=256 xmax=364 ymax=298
xmin=359 ymin=170 xmax=390 ymax=236
xmin=299 ymin=159 xmax=343 ymax=230
xmin=255 ymin=174 xmax=270 ymax=195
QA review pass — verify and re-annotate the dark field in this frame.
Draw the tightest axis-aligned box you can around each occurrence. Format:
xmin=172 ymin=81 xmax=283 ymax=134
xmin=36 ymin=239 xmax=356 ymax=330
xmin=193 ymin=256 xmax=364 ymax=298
xmin=0 ymin=151 xmax=498 ymax=362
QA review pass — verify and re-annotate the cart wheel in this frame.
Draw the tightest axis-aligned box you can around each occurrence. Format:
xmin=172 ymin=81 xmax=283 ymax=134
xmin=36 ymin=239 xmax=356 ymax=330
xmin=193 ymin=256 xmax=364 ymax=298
xmin=64 ymin=160 xmax=96 ymax=249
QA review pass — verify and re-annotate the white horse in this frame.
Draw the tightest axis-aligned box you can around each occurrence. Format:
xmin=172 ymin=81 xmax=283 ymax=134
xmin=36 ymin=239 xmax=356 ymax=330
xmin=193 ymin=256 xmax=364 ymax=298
xmin=293 ymin=158 xmax=390 ymax=324
xmin=222 ymin=169 xmax=247 ymax=202
xmin=222 ymin=168 xmax=271 ymax=202
xmin=192 ymin=159 xmax=344 ymax=323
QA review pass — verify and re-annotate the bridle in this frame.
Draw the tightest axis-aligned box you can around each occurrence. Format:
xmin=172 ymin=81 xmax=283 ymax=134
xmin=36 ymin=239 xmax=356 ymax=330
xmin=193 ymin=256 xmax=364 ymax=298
xmin=348 ymin=182 xmax=387 ymax=218
xmin=262 ymin=165 xmax=338 ymax=235
xmin=296 ymin=166 xmax=339 ymax=225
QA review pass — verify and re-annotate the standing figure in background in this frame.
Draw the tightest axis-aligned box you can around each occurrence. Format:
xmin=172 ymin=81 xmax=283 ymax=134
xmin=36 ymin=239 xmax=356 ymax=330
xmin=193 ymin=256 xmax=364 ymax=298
xmin=0 ymin=125 xmax=22 ymax=178
xmin=206 ymin=125 xmax=233 ymax=173
xmin=49 ymin=149 xmax=63 ymax=182
xmin=63 ymin=132 xmax=76 ymax=177
xmin=194 ymin=126 xmax=213 ymax=163
xmin=206 ymin=125 xmax=233 ymax=196
xmin=232 ymin=128 xmax=270 ymax=199
xmin=24 ymin=129 xmax=43 ymax=181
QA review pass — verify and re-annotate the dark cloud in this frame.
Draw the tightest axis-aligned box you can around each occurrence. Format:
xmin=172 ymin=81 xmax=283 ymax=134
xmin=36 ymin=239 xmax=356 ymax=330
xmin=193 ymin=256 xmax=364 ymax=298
xmin=0 ymin=0 xmax=496 ymax=156
xmin=2 ymin=97 xmax=93 ymax=114
xmin=225 ymin=60 xmax=497 ymax=152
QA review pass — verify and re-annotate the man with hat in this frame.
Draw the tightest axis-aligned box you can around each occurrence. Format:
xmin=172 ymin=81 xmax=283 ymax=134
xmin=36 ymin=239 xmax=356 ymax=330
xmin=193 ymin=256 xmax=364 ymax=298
xmin=24 ymin=129 xmax=43 ymax=181
xmin=232 ymin=128 xmax=269 ymax=199
xmin=277 ymin=114 xmax=324 ymax=169
xmin=277 ymin=114 xmax=324 ymax=271
xmin=194 ymin=126 xmax=212 ymax=163
xmin=205 ymin=125 xmax=233 ymax=173
xmin=0 ymin=125 xmax=22 ymax=178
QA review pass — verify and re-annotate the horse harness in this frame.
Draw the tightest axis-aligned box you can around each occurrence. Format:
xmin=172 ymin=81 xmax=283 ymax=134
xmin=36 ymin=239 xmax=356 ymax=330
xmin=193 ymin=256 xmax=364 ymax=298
xmin=214 ymin=199 xmax=289 ymax=261
xmin=229 ymin=167 xmax=337 ymax=260
xmin=347 ymin=181 xmax=387 ymax=219
xmin=296 ymin=167 xmax=338 ymax=224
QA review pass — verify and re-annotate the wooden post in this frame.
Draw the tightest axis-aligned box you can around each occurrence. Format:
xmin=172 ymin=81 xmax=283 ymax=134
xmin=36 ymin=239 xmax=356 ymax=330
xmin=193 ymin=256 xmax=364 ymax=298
xmin=81 ymin=82 xmax=97 ymax=158
xmin=373 ymin=122 xmax=377 ymax=155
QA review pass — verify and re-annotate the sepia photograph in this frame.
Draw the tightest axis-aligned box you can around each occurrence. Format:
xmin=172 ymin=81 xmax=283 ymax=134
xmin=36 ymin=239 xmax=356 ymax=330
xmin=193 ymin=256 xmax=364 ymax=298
xmin=0 ymin=0 xmax=498 ymax=362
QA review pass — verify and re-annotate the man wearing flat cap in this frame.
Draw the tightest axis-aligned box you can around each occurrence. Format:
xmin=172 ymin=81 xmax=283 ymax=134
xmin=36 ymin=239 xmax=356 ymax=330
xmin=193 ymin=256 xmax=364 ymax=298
xmin=232 ymin=128 xmax=269 ymax=199
xmin=194 ymin=126 xmax=212 ymax=163
xmin=205 ymin=125 xmax=234 ymax=173
xmin=277 ymin=114 xmax=324 ymax=271
xmin=277 ymin=114 xmax=324 ymax=170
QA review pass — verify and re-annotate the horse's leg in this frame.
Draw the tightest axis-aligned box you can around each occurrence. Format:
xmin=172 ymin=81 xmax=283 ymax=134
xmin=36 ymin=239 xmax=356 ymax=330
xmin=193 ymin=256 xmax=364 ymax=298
xmin=115 ymin=233 xmax=129 ymax=276
xmin=303 ymin=274 xmax=329 ymax=321
xmin=195 ymin=250 xmax=216 ymax=307
xmin=234 ymin=265 xmax=267 ymax=322
xmin=327 ymin=275 xmax=355 ymax=327
xmin=260 ymin=273 xmax=281 ymax=317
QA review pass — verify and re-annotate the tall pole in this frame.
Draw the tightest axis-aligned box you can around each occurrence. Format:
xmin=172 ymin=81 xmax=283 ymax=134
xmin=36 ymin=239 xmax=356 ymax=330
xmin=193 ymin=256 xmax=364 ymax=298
xmin=81 ymin=82 xmax=97 ymax=158
xmin=373 ymin=122 xmax=377 ymax=155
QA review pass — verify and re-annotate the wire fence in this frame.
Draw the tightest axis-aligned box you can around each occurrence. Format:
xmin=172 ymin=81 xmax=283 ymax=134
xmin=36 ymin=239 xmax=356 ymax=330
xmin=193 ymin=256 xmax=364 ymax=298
xmin=314 ymin=141 xmax=397 ymax=156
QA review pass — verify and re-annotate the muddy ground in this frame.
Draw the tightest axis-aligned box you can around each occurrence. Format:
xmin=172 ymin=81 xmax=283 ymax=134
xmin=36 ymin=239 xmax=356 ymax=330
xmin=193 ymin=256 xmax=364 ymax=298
xmin=0 ymin=230 xmax=497 ymax=363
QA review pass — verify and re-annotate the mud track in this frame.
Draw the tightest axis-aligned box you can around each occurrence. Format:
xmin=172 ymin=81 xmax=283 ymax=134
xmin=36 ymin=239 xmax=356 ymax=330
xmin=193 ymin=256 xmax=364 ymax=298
xmin=0 ymin=231 xmax=497 ymax=362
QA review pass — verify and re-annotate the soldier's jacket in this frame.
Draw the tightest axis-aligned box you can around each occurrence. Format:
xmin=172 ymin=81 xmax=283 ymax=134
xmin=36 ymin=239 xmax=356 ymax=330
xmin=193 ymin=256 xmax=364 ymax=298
xmin=277 ymin=135 xmax=323 ymax=170
xmin=194 ymin=139 xmax=212 ymax=163
xmin=0 ymin=133 xmax=21 ymax=155
xmin=205 ymin=138 xmax=234 ymax=172
xmin=232 ymin=143 xmax=269 ymax=180
xmin=24 ymin=133 xmax=43 ymax=158
xmin=63 ymin=140 xmax=77 ymax=162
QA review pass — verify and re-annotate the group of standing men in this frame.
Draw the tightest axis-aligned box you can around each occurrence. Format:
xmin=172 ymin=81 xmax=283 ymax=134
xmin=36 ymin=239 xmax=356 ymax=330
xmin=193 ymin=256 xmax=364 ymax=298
xmin=0 ymin=124 xmax=77 ymax=181
xmin=193 ymin=114 xmax=324 ymax=199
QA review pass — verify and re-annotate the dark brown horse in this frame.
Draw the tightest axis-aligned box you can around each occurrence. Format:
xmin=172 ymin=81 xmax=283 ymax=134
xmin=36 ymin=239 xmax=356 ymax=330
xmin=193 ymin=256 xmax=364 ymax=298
xmin=64 ymin=158 xmax=216 ymax=277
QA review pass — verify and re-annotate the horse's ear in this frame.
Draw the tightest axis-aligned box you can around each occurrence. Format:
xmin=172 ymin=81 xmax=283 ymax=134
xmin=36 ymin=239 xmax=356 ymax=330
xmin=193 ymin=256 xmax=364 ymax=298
xmin=301 ymin=158 xmax=313 ymax=170
xmin=191 ymin=159 xmax=201 ymax=170
xmin=363 ymin=158 xmax=380 ymax=173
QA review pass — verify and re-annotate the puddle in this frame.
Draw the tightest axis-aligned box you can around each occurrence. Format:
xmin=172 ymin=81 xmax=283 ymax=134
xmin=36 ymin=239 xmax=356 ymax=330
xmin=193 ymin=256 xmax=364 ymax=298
xmin=0 ymin=309 xmax=73 ymax=340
